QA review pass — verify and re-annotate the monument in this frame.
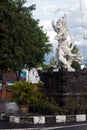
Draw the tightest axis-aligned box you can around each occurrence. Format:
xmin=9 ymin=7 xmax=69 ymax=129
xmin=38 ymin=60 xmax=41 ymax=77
xmin=40 ymin=15 xmax=87 ymax=109
xmin=52 ymin=14 xmax=83 ymax=71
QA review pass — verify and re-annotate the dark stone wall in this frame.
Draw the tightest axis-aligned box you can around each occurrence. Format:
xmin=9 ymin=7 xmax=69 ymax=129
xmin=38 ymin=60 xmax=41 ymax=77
xmin=40 ymin=70 xmax=87 ymax=106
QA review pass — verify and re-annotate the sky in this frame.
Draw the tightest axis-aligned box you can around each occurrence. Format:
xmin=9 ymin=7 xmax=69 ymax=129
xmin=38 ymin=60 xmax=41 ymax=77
xmin=25 ymin=0 xmax=87 ymax=64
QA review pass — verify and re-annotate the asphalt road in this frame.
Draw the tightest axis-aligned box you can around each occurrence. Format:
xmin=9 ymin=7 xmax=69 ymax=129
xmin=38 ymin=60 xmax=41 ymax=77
xmin=0 ymin=120 xmax=37 ymax=129
xmin=42 ymin=124 xmax=87 ymax=130
xmin=0 ymin=121 xmax=87 ymax=130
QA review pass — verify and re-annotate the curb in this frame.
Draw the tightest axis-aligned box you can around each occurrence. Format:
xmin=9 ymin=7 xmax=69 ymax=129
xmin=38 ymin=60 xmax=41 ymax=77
xmin=8 ymin=114 xmax=87 ymax=124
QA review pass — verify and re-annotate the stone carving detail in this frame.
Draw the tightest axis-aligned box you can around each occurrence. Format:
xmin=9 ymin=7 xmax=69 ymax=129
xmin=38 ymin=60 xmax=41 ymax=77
xmin=52 ymin=14 xmax=83 ymax=71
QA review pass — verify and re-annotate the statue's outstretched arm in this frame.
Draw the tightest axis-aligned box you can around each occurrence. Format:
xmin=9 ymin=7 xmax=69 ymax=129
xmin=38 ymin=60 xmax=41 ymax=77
xmin=52 ymin=21 xmax=58 ymax=33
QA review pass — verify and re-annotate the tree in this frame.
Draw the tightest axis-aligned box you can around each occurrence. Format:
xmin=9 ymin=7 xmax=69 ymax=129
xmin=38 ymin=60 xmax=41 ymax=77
xmin=0 ymin=0 xmax=52 ymax=74
xmin=71 ymin=60 xmax=81 ymax=70
xmin=49 ymin=56 xmax=56 ymax=67
xmin=71 ymin=45 xmax=81 ymax=70
xmin=0 ymin=0 xmax=52 ymax=101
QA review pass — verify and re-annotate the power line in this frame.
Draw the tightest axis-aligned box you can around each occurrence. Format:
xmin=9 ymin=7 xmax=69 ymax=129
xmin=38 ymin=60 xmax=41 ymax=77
xmin=80 ymin=0 xmax=87 ymax=40
xmin=79 ymin=0 xmax=85 ymax=39
xmin=79 ymin=0 xmax=87 ymax=63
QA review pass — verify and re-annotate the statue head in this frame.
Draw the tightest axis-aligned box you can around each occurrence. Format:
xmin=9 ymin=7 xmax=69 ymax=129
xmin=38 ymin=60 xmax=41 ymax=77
xmin=56 ymin=19 xmax=62 ymax=32
xmin=55 ymin=15 xmax=67 ymax=34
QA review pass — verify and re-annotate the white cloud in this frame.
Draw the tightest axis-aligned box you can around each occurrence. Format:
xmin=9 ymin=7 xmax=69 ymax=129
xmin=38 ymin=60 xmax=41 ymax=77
xmin=39 ymin=20 xmax=51 ymax=31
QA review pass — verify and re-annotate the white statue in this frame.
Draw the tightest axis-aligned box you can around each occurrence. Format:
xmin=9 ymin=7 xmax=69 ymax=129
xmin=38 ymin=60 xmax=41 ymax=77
xmin=28 ymin=68 xmax=40 ymax=83
xmin=52 ymin=14 xmax=83 ymax=71
xmin=21 ymin=68 xmax=40 ymax=83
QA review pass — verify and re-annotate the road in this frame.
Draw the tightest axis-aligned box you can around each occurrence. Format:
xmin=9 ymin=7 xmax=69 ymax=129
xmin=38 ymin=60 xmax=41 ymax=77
xmin=42 ymin=124 xmax=87 ymax=130
xmin=0 ymin=121 xmax=87 ymax=130
xmin=0 ymin=120 xmax=37 ymax=129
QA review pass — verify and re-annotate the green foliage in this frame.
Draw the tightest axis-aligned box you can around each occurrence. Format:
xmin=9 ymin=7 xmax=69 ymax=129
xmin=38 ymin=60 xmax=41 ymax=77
xmin=0 ymin=0 xmax=52 ymax=73
xmin=71 ymin=60 xmax=81 ymax=70
xmin=31 ymin=96 xmax=59 ymax=115
xmin=49 ymin=56 xmax=55 ymax=67
xmin=71 ymin=45 xmax=81 ymax=70
xmin=37 ymin=81 xmax=44 ymax=88
xmin=40 ymin=64 xmax=51 ymax=71
xmin=71 ymin=45 xmax=78 ymax=54
xmin=59 ymin=103 xmax=87 ymax=115
xmin=10 ymin=81 xmax=59 ymax=114
xmin=10 ymin=81 xmax=43 ymax=105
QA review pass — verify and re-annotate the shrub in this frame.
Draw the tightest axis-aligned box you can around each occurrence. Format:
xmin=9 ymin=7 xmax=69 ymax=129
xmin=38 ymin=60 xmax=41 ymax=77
xmin=10 ymin=81 xmax=43 ymax=105
xmin=10 ymin=81 xmax=59 ymax=114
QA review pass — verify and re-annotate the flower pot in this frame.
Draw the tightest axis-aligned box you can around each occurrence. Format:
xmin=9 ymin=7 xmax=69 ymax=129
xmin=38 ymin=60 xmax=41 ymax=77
xmin=19 ymin=105 xmax=29 ymax=114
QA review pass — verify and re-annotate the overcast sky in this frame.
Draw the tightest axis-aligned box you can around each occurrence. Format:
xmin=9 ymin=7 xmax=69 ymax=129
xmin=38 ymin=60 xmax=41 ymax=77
xmin=25 ymin=0 xmax=87 ymax=63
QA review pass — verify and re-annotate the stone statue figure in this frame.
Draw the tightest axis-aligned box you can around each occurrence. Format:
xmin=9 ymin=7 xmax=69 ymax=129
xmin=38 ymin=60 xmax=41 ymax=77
xmin=52 ymin=14 xmax=83 ymax=71
xmin=28 ymin=68 xmax=40 ymax=83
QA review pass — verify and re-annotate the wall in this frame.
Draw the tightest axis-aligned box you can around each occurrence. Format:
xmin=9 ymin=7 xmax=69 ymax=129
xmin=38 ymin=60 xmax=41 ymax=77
xmin=40 ymin=70 xmax=87 ymax=106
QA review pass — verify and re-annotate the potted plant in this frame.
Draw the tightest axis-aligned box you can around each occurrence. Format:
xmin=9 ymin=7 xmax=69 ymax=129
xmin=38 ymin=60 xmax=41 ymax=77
xmin=10 ymin=81 xmax=42 ymax=114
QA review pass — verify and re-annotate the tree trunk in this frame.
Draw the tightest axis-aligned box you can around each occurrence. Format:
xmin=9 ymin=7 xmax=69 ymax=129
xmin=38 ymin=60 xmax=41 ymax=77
xmin=2 ymin=70 xmax=6 ymax=101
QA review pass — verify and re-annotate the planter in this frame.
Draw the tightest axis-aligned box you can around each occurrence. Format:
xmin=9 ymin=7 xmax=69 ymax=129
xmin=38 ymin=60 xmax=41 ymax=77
xmin=19 ymin=105 xmax=29 ymax=114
